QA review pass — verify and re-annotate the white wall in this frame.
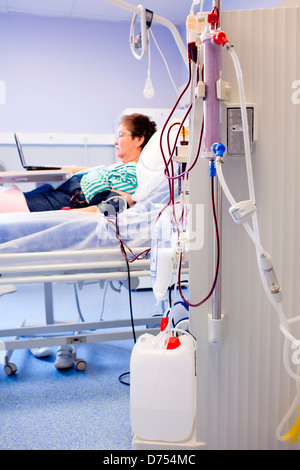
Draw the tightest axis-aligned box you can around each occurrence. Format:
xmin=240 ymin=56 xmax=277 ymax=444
xmin=0 ymin=13 xmax=187 ymax=170
xmin=0 ymin=14 xmax=185 ymax=134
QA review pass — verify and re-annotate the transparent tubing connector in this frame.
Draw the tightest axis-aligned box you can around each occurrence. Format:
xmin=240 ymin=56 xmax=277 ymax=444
xmin=201 ymin=29 xmax=222 ymax=160
xmin=259 ymin=252 xmax=282 ymax=301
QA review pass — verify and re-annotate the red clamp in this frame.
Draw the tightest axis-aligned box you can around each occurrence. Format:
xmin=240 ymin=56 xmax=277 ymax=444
xmin=213 ymin=31 xmax=229 ymax=47
xmin=207 ymin=12 xmax=219 ymax=25
xmin=61 ymin=206 xmax=71 ymax=210
xmin=207 ymin=7 xmax=219 ymax=28
xmin=160 ymin=317 xmax=169 ymax=332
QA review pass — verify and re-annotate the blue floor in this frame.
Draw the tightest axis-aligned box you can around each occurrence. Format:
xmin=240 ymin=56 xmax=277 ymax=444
xmin=0 ymin=282 xmax=161 ymax=450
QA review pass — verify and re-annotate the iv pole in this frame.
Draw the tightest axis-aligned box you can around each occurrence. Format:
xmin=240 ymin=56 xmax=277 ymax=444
xmin=212 ymin=0 xmax=222 ymax=320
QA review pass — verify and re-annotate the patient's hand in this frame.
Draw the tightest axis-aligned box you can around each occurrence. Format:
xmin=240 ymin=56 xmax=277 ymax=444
xmin=65 ymin=205 xmax=101 ymax=213
xmin=61 ymin=165 xmax=90 ymax=174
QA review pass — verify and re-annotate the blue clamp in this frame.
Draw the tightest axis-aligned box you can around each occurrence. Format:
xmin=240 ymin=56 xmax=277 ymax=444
xmin=209 ymin=160 xmax=216 ymax=177
xmin=212 ymin=143 xmax=226 ymax=157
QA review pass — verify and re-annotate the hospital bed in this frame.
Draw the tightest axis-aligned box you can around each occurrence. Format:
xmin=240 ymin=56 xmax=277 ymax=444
xmin=0 ymin=128 xmax=181 ymax=375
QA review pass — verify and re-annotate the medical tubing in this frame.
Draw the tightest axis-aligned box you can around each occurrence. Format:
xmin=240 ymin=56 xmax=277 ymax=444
xmin=164 ymin=113 xmax=204 ymax=182
xmin=159 ymin=49 xmax=201 ymax=214
xmin=149 ymin=29 xmax=180 ymax=98
xmin=279 ymin=316 xmax=300 ymax=384
xmin=174 ymin=318 xmax=189 ymax=329
xmin=119 ymin=371 xmax=130 ymax=386
xmin=159 ymin=60 xmax=192 ymax=157
xmin=144 ymin=29 xmax=152 ymax=95
xmin=190 ymin=0 xmax=200 ymax=14
xmin=178 ymin=176 xmax=220 ymax=307
xmin=215 ymin=157 xmax=236 ymax=207
xmin=224 ymin=43 xmax=284 ymax=273
xmin=256 ymin=260 xmax=300 ymax=385
xmin=279 ymin=315 xmax=300 ymax=343
xmin=168 ymin=280 xmax=189 ymax=311
xmin=169 ymin=256 xmax=182 ymax=331
xmin=158 ymin=60 xmax=193 ymax=219
xmin=163 ymin=63 xmax=204 ymax=183
xmin=276 ymin=389 xmax=300 ymax=442
xmin=106 ymin=218 xmax=150 ymax=262
xmin=159 ymin=31 xmax=199 ymax=183
xmin=181 ymin=57 xmax=204 ymax=235
xmin=162 ymin=109 xmax=202 ymax=233
xmin=99 ymin=281 xmax=109 ymax=321
xmin=215 ymin=157 xmax=264 ymax=252
xmin=115 ymin=217 xmax=137 ymax=344
xmin=276 ymin=357 xmax=300 ymax=440
xmin=73 ymin=284 xmax=86 ymax=323
xmin=225 ymin=43 xmax=294 ymax=325
xmin=283 ymin=336 xmax=300 ymax=383
xmin=227 ymin=45 xmax=255 ymax=205
xmin=153 ymin=257 xmax=183 ymax=349
xmin=165 ymin=108 xmax=192 ymax=167
xmin=164 ymin=59 xmax=203 ymax=249
xmin=164 ymin=62 xmax=204 ymax=185
xmin=218 ymin=44 xmax=265 ymax=257
xmin=113 ymin=215 xmax=138 ymax=386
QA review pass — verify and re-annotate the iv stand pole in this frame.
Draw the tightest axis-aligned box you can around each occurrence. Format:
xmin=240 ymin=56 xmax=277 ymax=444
xmin=212 ymin=0 xmax=222 ymax=320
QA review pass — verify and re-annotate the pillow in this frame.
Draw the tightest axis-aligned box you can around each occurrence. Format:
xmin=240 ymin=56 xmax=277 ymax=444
xmin=132 ymin=127 xmax=179 ymax=204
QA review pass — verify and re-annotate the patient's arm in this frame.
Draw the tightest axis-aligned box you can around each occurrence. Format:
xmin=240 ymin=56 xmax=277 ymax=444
xmin=66 ymin=190 xmax=134 ymax=213
xmin=111 ymin=189 xmax=135 ymax=207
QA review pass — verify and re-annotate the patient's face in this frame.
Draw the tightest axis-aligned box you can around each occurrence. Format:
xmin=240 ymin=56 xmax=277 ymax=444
xmin=115 ymin=124 xmax=142 ymax=164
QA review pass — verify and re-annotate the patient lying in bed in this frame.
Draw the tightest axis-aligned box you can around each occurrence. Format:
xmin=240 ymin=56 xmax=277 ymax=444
xmin=0 ymin=114 xmax=157 ymax=214
xmin=0 ymin=118 xmax=180 ymax=369
xmin=0 ymin=117 xmax=180 ymax=255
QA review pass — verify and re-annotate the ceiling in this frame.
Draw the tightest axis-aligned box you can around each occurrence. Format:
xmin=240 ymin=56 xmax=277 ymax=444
xmin=0 ymin=0 xmax=286 ymax=24
xmin=0 ymin=0 xmax=210 ymax=24
xmin=0 ymin=0 xmax=282 ymax=24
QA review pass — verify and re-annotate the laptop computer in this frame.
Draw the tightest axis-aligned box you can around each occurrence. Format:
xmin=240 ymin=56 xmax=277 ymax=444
xmin=14 ymin=133 xmax=61 ymax=171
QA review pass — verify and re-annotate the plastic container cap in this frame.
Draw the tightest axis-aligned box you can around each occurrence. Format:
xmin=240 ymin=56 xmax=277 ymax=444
xmin=166 ymin=337 xmax=181 ymax=350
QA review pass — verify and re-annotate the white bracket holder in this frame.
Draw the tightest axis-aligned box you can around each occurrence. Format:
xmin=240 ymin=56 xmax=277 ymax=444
xmin=207 ymin=313 xmax=226 ymax=346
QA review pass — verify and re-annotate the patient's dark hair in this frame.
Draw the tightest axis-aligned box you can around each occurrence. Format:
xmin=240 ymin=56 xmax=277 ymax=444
xmin=119 ymin=113 xmax=157 ymax=149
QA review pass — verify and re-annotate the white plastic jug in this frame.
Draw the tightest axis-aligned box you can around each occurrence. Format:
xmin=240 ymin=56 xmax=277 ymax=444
xmin=130 ymin=331 xmax=196 ymax=443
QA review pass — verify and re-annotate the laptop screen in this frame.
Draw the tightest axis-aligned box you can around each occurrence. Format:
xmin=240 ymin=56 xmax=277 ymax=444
xmin=14 ymin=133 xmax=26 ymax=167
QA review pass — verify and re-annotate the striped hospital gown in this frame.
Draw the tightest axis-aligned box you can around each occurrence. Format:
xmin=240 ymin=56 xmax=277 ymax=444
xmin=80 ymin=162 xmax=138 ymax=204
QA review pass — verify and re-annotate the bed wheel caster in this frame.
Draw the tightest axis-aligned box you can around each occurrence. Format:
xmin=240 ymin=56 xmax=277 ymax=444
xmin=75 ymin=358 xmax=86 ymax=371
xmin=4 ymin=362 xmax=17 ymax=376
